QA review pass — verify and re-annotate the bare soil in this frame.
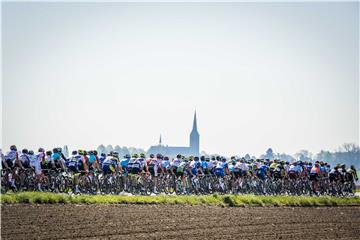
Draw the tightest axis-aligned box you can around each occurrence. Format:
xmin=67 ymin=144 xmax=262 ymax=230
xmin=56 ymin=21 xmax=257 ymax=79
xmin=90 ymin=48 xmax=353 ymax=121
xmin=1 ymin=204 xmax=360 ymax=240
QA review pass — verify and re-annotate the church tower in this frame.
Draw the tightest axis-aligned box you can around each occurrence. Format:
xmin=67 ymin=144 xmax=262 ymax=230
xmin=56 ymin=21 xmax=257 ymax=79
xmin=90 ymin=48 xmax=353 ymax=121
xmin=189 ymin=111 xmax=200 ymax=156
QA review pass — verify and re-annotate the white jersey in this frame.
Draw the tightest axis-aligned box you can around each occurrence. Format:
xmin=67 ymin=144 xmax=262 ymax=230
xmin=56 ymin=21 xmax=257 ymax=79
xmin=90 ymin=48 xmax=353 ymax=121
xmin=240 ymin=162 xmax=249 ymax=171
xmin=171 ymin=158 xmax=182 ymax=167
xmin=30 ymin=154 xmax=42 ymax=175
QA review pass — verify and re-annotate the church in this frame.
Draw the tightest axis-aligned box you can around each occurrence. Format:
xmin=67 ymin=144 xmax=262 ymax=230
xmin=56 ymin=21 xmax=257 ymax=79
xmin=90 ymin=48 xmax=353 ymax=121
xmin=147 ymin=112 xmax=200 ymax=157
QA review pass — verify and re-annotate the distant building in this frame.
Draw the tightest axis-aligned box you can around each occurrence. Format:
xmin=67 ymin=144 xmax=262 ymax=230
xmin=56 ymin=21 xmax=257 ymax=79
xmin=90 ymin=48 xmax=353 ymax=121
xmin=147 ymin=111 xmax=200 ymax=157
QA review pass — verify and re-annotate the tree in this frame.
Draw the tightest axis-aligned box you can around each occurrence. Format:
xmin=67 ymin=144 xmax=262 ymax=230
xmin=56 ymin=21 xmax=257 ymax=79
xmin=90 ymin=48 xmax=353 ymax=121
xmin=295 ymin=150 xmax=312 ymax=162
xmin=262 ymin=148 xmax=274 ymax=160
xmin=244 ymin=154 xmax=251 ymax=161
xmin=97 ymin=144 xmax=106 ymax=154
xmin=106 ymin=145 xmax=113 ymax=153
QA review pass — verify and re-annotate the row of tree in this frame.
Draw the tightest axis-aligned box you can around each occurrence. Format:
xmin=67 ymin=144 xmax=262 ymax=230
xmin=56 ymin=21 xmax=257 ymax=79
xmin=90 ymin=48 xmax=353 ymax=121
xmin=96 ymin=144 xmax=145 ymax=158
xmin=259 ymin=143 xmax=360 ymax=168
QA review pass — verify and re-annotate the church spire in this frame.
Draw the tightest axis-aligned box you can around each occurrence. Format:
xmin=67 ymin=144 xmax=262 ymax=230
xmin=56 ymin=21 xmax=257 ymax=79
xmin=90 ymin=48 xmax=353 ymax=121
xmin=159 ymin=134 xmax=162 ymax=145
xmin=192 ymin=110 xmax=198 ymax=132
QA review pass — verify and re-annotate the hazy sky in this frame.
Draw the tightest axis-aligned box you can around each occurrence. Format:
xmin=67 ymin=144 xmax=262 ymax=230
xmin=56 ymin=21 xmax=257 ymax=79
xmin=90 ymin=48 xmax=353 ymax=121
xmin=2 ymin=2 xmax=359 ymax=156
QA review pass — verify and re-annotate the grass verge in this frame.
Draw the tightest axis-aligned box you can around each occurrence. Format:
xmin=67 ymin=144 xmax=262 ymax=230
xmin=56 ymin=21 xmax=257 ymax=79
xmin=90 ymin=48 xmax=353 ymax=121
xmin=1 ymin=192 xmax=360 ymax=207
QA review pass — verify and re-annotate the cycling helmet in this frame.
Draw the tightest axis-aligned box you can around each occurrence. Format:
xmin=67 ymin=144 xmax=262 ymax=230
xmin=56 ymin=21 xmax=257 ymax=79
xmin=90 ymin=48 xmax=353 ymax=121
xmin=53 ymin=148 xmax=59 ymax=153
xmin=94 ymin=150 xmax=98 ymax=155
xmin=46 ymin=150 xmax=52 ymax=156
xmin=38 ymin=148 xmax=45 ymax=153
xmin=189 ymin=156 xmax=193 ymax=161
xmin=216 ymin=156 xmax=220 ymax=161
xmin=150 ymin=154 xmax=155 ymax=158
xmin=72 ymin=150 xmax=77 ymax=155
xmin=132 ymin=153 xmax=138 ymax=158
xmin=194 ymin=156 xmax=199 ymax=161
xmin=22 ymin=149 xmax=28 ymax=154
xmin=29 ymin=150 xmax=34 ymax=155
xmin=176 ymin=154 xmax=182 ymax=159
xmin=221 ymin=157 xmax=227 ymax=162
xmin=101 ymin=153 xmax=106 ymax=157
xmin=113 ymin=152 xmax=119 ymax=157
xmin=10 ymin=145 xmax=17 ymax=151
xmin=164 ymin=156 xmax=169 ymax=160
xmin=88 ymin=150 xmax=93 ymax=155
xmin=140 ymin=153 xmax=146 ymax=158
xmin=205 ymin=157 xmax=210 ymax=162
xmin=211 ymin=156 xmax=216 ymax=161
xmin=156 ymin=153 xmax=162 ymax=158
xmin=200 ymin=156 xmax=205 ymax=161
xmin=124 ymin=154 xmax=130 ymax=158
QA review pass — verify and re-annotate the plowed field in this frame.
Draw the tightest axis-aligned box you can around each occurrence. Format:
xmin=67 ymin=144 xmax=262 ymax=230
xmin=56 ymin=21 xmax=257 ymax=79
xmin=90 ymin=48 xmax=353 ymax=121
xmin=2 ymin=204 xmax=360 ymax=239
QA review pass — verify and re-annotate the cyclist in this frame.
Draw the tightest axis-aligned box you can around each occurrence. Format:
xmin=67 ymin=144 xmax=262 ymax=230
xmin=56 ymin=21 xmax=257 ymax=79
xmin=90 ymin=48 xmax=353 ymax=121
xmin=52 ymin=148 xmax=66 ymax=170
xmin=102 ymin=152 xmax=120 ymax=178
xmin=87 ymin=150 xmax=99 ymax=171
xmin=176 ymin=158 xmax=189 ymax=194
xmin=214 ymin=157 xmax=229 ymax=178
xmin=19 ymin=149 xmax=31 ymax=169
xmin=199 ymin=156 xmax=208 ymax=174
xmin=170 ymin=154 xmax=182 ymax=175
xmin=147 ymin=153 xmax=161 ymax=193
xmin=190 ymin=156 xmax=202 ymax=176
xmin=138 ymin=153 xmax=148 ymax=174
xmin=345 ymin=165 xmax=358 ymax=192
xmin=67 ymin=150 xmax=82 ymax=193
xmin=77 ymin=150 xmax=88 ymax=174
xmin=120 ymin=154 xmax=131 ymax=176
xmin=160 ymin=156 xmax=171 ymax=174
xmin=30 ymin=149 xmax=43 ymax=191
xmin=130 ymin=154 xmax=143 ymax=175
xmin=0 ymin=149 xmax=5 ymax=170
xmin=120 ymin=154 xmax=131 ymax=191
xmin=41 ymin=150 xmax=52 ymax=170
xmin=99 ymin=153 xmax=107 ymax=167
xmin=310 ymin=162 xmax=321 ymax=194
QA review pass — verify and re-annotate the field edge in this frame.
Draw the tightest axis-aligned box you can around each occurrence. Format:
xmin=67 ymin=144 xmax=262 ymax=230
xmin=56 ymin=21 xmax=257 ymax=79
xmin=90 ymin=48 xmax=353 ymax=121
xmin=1 ymin=192 xmax=360 ymax=207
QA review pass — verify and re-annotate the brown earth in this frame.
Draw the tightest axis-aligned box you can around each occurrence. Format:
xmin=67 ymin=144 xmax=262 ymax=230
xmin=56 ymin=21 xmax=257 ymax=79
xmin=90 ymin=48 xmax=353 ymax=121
xmin=1 ymin=204 xmax=360 ymax=240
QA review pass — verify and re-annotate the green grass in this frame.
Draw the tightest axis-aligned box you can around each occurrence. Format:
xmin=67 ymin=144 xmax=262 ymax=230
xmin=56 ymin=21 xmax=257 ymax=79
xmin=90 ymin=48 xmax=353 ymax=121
xmin=1 ymin=192 xmax=360 ymax=207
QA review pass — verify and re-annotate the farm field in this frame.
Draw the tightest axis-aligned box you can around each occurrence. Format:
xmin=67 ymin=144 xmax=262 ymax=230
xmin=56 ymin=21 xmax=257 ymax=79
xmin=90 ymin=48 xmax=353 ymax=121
xmin=2 ymin=204 xmax=360 ymax=240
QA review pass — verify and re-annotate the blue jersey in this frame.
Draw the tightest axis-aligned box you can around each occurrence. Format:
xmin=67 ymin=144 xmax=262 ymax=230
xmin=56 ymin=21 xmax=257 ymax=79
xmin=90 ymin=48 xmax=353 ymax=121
xmin=161 ymin=160 xmax=170 ymax=169
xmin=258 ymin=165 xmax=268 ymax=175
xmin=229 ymin=165 xmax=235 ymax=173
xmin=52 ymin=152 xmax=61 ymax=161
xmin=120 ymin=158 xmax=130 ymax=168
xmin=190 ymin=161 xmax=201 ymax=175
xmin=88 ymin=155 xmax=97 ymax=166
xmin=99 ymin=156 xmax=106 ymax=166
xmin=200 ymin=160 xmax=208 ymax=170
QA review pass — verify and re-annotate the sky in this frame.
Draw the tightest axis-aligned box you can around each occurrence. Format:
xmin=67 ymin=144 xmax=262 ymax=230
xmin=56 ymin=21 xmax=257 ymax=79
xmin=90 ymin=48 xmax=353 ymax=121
xmin=1 ymin=2 xmax=359 ymax=157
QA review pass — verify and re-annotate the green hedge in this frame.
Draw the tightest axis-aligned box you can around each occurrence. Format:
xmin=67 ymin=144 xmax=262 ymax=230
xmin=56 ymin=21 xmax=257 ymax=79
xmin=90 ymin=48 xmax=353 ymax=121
xmin=1 ymin=192 xmax=360 ymax=207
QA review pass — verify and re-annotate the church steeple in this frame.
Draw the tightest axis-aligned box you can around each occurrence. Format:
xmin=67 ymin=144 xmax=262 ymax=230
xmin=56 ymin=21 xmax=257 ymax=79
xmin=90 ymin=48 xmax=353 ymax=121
xmin=159 ymin=134 xmax=162 ymax=145
xmin=190 ymin=110 xmax=200 ymax=156
xmin=192 ymin=111 xmax=198 ymax=133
